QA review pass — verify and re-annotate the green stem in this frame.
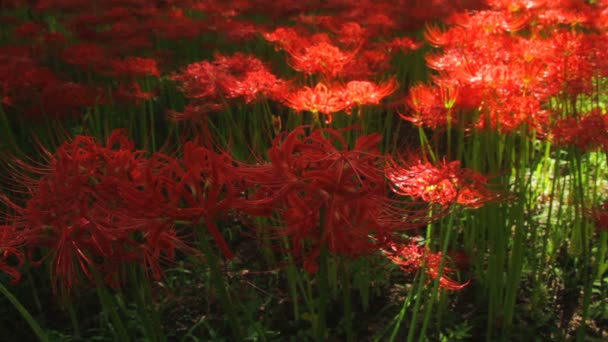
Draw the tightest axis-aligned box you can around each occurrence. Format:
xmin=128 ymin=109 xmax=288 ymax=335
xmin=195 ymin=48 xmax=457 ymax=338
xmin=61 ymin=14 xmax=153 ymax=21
xmin=197 ymin=221 xmax=245 ymax=340
xmin=341 ymin=259 xmax=354 ymax=342
xmin=419 ymin=214 xmax=455 ymax=341
xmin=0 ymin=282 xmax=48 ymax=342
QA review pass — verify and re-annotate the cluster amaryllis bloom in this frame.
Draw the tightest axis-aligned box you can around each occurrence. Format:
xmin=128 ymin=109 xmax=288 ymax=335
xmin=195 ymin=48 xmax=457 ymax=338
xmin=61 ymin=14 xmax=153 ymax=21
xmin=383 ymin=239 xmax=469 ymax=291
xmin=591 ymin=200 xmax=608 ymax=233
xmin=171 ymin=52 xmax=287 ymax=118
xmin=234 ymin=126 xmax=434 ymax=273
xmin=113 ymin=81 xmax=156 ymax=105
xmin=410 ymin=3 xmax=608 ymax=134
xmin=0 ymin=130 xmax=193 ymax=295
xmin=400 ymin=82 xmax=460 ymax=129
xmin=285 ymin=40 xmax=360 ymax=77
xmin=343 ymin=79 xmax=398 ymax=108
xmin=36 ymin=81 xmax=103 ymax=118
xmin=0 ymin=48 xmax=58 ymax=106
xmin=0 ymin=225 xmax=25 ymax=284
xmin=261 ymin=23 xmax=399 ymax=79
xmin=283 ymin=83 xmax=349 ymax=122
xmin=283 ymin=79 xmax=398 ymax=122
xmin=262 ymin=26 xmax=303 ymax=51
xmin=551 ymin=110 xmax=608 ymax=152
xmin=61 ymin=42 xmax=109 ymax=73
xmin=387 ymin=159 xmax=498 ymax=209
xmin=111 ymin=56 xmax=160 ymax=78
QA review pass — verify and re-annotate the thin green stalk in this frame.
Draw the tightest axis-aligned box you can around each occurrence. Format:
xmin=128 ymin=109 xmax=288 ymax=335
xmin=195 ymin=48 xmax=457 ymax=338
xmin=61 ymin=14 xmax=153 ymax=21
xmin=0 ymin=282 xmax=48 ymax=342
xmin=503 ymin=133 xmax=530 ymax=328
xmin=64 ymin=296 xmax=81 ymax=340
xmin=572 ymin=151 xmax=592 ymax=341
xmin=341 ymin=260 xmax=354 ymax=342
xmin=91 ymin=269 xmax=131 ymax=342
xmin=316 ymin=242 xmax=329 ymax=341
xmin=128 ymin=266 xmax=164 ymax=342
xmin=419 ymin=214 xmax=455 ymax=341
xmin=196 ymin=223 xmax=245 ymax=340
xmin=23 ymin=265 xmax=43 ymax=316
xmin=387 ymin=273 xmax=419 ymax=342
xmin=404 ymin=266 xmax=428 ymax=342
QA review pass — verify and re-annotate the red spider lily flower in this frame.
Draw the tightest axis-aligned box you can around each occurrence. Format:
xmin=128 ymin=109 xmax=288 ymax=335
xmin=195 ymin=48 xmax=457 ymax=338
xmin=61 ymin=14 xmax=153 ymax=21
xmin=171 ymin=60 xmax=221 ymax=100
xmin=387 ymin=159 xmax=499 ymax=209
xmin=383 ymin=239 xmax=469 ymax=291
xmin=221 ymin=69 xmax=288 ymax=103
xmin=14 ymin=22 xmax=46 ymax=38
xmin=146 ymin=9 xmax=206 ymax=40
xmin=400 ymin=83 xmax=458 ymax=129
xmin=383 ymin=36 xmax=423 ymax=53
xmin=36 ymin=81 xmax=103 ymax=118
xmin=343 ymin=78 xmax=398 ymax=108
xmin=61 ymin=43 xmax=109 ymax=73
xmin=112 ymin=56 xmax=160 ymax=78
xmin=590 ymin=200 xmax=608 ymax=233
xmin=282 ymin=83 xmax=348 ymax=123
xmin=103 ymin=141 xmax=240 ymax=260
xmin=0 ymin=225 xmax=25 ymax=284
xmin=551 ymin=110 xmax=608 ymax=152
xmin=341 ymin=49 xmax=392 ymax=79
xmin=334 ymin=22 xmax=367 ymax=47
xmin=285 ymin=40 xmax=360 ymax=77
xmin=172 ymin=52 xmax=284 ymax=106
xmin=262 ymin=26 xmax=303 ymax=51
xmin=235 ymin=126 xmax=435 ymax=273
xmin=0 ymin=130 xmax=193 ymax=295
xmin=0 ymin=50 xmax=58 ymax=104
xmin=113 ymin=81 xmax=156 ymax=105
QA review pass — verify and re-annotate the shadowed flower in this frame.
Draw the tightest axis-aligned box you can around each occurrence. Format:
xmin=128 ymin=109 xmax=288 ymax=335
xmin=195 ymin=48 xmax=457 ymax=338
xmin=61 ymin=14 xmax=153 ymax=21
xmin=0 ymin=130 xmax=193 ymax=295
xmin=172 ymin=52 xmax=286 ymax=111
xmin=387 ymin=159 xmax=498 ymax=209
xmin=112 ymin=56 xmax=160 ymax=78
xmin=343 ymin=78 xmax=398 ymax=108
xmin=0 ymin=225 xmax=24 ymax=284
xmin=591 ymin=200 xmax=608 ymax=233
xmin=235 ymin=126 xmax=435 ymax=273
xmin=551 ymin=110 xmax=608 ymax=152
xmin=383 ymin=239 xmax=469 ymax=291
xmin=285 ymin=40 xmax=359 ymax=77
xmin=400 ymin=83 xmax=459 ymax=129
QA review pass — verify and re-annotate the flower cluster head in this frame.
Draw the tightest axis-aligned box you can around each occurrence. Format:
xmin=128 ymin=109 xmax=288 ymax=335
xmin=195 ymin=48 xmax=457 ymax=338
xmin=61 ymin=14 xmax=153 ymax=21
xmin=387 ymin=158 xmax=498 ymax=209
xmin=383 ymin=238 xmax=469 ymax=291
xmin=0 ymin=130 xmax=193 ymax=296
xmin=171 ymin=52 xmax=287 ymax=119
xmin=235 ymin=126 xmax=433 ymax=273
xmin=590 ymin=200 xmax=608 ymax=233
xmin=0 ymin=225 xmax=25 ymax=284
xmin=282 ymin=79 xmax=398 ymax=122
xmin=551 ymin=110 xmax=608 ymax=152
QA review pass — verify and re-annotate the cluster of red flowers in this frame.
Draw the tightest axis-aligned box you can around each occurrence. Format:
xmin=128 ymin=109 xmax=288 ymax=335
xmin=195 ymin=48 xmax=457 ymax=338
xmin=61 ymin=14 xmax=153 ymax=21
xmin=0 ymin=0 xmax=513 ymax=296
xmin=383 ymin=239 xmax=469 ymax=290
xmin=551 ymin=110 xmax=608 ymax=152
xmin=0 ymin=124 xmax=497 ymax=292
xmin=387 ymin=159 xmax=499 ymax=209
xmin=234 ymin=126 xmax=436 ymax=273
xmin=591 ymin=200 xmax=608 ymax=233
xmin=0 ymin=131 xmax=193 ymax=295
xmin=282 ymin=79 xmax=399 ymax=121
xmin=0 ymin=0 xmax=485 ymax=125
xmin=170 ymin=52 xmax=288 ymax=119
xmin=401 ymin=1 xmax=608 ymax=135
